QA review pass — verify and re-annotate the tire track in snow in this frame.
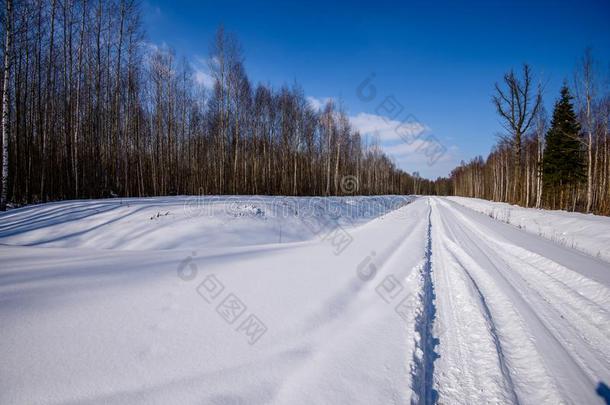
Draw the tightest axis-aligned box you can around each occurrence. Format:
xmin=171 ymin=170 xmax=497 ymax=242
xmin=435 ymin=197 xmax=605 ymax=404
xmin=430 ymin=198 xmax=521 ymax=404
xmin=458 ymin=268 xmax=519 ymax=403
xmin=444 ymin=199 xmax=610 ymax=366
xmin=410 ymin=205 xmax=439 ymax=404
xmin=474 ymin=238 xmax=610 ymax=360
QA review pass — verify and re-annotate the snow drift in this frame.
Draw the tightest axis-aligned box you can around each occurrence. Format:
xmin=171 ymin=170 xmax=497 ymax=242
xmin=447 ymin=196 xmax=610 ymax=263
xmin=0 ymin=195 xmax=414 ymax=250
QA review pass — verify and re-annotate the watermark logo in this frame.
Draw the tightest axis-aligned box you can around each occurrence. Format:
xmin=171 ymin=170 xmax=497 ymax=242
xmin=196 ymin=274 xmax=224 ymax=302
xmin=340 ymin=175 xmax=359 ymax=194
xmin=356 ymin=72 xmax=377 ymax=102
xmin=320 ymin=224 xmax=354 ymax=255
xmin=375 ymin=274 xmax=404 ymax=303
xmin=236 ymin=314 xmax=268 ymax=345
xmin=356 ymin=251 xmax=377 ymax=281
xmin=184 ymin=188 xmax=207 ymax=218
xmin=216 ymin=293 xmax=248 ymax=324
xmin=355 ymin=73 xmax=447 ymax=166
xmin=179 ymin=193 xmax=414 ymax=258
xmin=355 ymin=252 xmax=422 ymax=324
xmin=177 ymin=252 xmax=199 ymax=281
xmin=178 ymin=255 xmax=268 ymax=346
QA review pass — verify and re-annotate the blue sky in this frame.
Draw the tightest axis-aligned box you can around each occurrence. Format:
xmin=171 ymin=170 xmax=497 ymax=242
xmin=143 ymin=0 xmax=610 ymax=179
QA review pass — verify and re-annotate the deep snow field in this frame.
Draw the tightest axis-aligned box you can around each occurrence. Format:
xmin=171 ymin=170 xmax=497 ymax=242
xmin=0 ymin=195 xmax=609 ymax=404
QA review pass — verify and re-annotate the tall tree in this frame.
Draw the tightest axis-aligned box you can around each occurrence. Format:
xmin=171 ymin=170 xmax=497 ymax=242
xmin=0 ymin=0 xmax=11 ymax=211
xmin=533 ymin=107 xmax=547 ymax=208
xmin=543 ymin=85 xmax=585 ymax=210
xmin=574 ymin=49 xmax=597 ymax=212
xmin=492 ymin=64 xmax=542 ymax=204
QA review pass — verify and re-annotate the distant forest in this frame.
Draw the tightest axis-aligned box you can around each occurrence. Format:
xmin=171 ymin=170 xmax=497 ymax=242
xmin=450 ymin=58 xmax=610 ymax=215
xmin=0 ymin=0 xmax=441 ymax=212
xmin=0 ymin=0 xmax=608 ymax=214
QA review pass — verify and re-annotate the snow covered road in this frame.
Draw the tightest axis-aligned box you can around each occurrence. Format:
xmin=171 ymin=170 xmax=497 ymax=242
xmin=0 ymin=196 xmax=608 ymax=404
xmin=430 ymin=198 xmax=610 ymax=404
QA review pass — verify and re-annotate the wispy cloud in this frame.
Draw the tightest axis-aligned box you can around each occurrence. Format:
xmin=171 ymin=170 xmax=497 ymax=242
xmin=390 ymin=144 xmax=460 ymax=178
xmin=142 ymin=40 xmax=167 ymax=56
xmin=192 ymin=56 xmax=216 ymax=90
xmin=194 ymin=70 xmax=215 ymax=89
xmin=349 ymin=111 xmax=458 ymax=177
xmin=307 ymin=96 xmax=333 ymax=112
xmin=349 ymin=112 xmax=428 ymax=142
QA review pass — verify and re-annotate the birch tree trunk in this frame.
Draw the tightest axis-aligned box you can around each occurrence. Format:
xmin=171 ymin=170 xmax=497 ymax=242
xmin=41 ymin=0 xmax=56 ymax=202
xmin=0 ymin=0 xmax=12 ymax=211
xmin=575 ymin=50 xmax=596 ymax=212
xmin=73 ymin=0 xmax=87 ymax=199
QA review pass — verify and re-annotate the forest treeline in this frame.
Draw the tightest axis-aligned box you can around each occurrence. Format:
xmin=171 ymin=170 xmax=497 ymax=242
xmin=450 ymin=57 xmax=610 ymax=215
xmin=0 ymin=0 xmax=608 ymax=215
xmin=0 ymin=0 xmax=442 ymax=211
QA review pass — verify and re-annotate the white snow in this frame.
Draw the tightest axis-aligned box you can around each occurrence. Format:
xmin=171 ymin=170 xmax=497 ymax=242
xmin=0 ymin=195 xmax=413 ymax=250
xmin=446 ymin=196 xmax=610 ymax=263
xmin=0 ymin=195 xmax=609 ymax=404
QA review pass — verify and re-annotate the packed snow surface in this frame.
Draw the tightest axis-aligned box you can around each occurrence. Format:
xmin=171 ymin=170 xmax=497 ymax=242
xmin=0 ymin=195 xmax=609 ymax=404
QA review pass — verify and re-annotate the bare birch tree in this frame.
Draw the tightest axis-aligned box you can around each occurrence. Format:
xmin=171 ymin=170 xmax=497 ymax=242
xmin=492 ymin=64 xmax=542 ymax=204
xmin=0 ymin=0 xmax=11 ymax=211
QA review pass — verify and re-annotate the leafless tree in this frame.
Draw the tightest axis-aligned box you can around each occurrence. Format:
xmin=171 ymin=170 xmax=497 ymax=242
xmin=492 ymin=64 xmax=543 ymax=204
xmin=574 ymin=49 xmax=597 ymax=212
xmin=0 ymin=0 xmax=11 ymax=210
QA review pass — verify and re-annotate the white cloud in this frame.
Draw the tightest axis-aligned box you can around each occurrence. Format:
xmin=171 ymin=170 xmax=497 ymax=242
xmin=389 ymin=145 xmax=461 ymax=179
xmin=307 ymin=96 xmax=333 ymax=112
xmin=194 ymin=70 xmax=215 ymax=89
xmin=192 ymin=56 xmax=216 ymax=90
xmin=349 ymin=111 xmax=459 ymax=178
xmin=383 ymin=139 xmax=430 ymax=155
xmin=142 ymin=40 xmax=165 ymax=55
xmin=349 ymin=112 xmax=428 ymax=142
xmin=210 ymin=56 xmax=221 ymax=68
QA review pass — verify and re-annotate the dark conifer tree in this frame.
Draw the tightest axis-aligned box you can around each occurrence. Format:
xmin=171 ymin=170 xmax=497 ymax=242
xmin=542 ymin=85 xmax=585 ymax=209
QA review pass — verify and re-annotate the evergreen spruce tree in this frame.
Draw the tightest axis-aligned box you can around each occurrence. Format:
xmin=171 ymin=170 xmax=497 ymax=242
xmin=542 ymin=85 xmax=585 ymax=209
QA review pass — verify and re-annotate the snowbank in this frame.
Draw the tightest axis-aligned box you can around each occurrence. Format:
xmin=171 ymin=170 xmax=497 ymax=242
xmin=0 ymin=197 xmax=428 ymax=405
xmin=446 ymin=197 xmax=610 ymax=263
xmin=0 ymin=195 xmax=415 ymax=250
